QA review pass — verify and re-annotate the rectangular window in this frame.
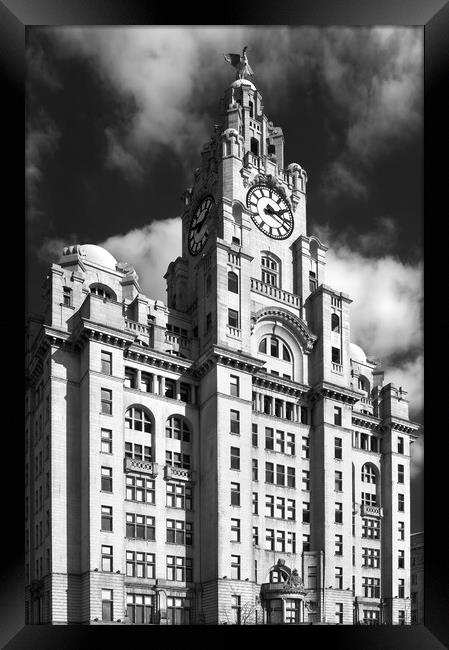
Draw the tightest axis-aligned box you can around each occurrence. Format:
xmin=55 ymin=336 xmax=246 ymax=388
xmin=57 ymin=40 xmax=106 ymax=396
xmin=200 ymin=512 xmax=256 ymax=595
xmin=101 ymin=388 xmax=112 ymax=415
xmin=206 ymin=312 xmax=212 ymax=332
xmin=302 ymin=470 xmax=310 ymax=491
xmin=126 ymin=476 xmax=155 ymax=504
xmin=265 ymin=427 xmax=274 ymax=450
xmin=166 ymin=451 xmax=190 ymax=469
xmin=307 ymin=566 xmax=317 ymax=589
xmin=126 ymin=513 xmax=155 ymax=541
xmin=335 ymin=471 xmax=343 ymax=492
xmin=230 ymin=375 xmax=239 ymax=397
xmin=276 ymin=496 xmax=285 ymax=520
xmin=335 ymin=534 xmax=343 ymax=556
xmin=302 ymin=501 xmax=310 ymax=523
xmin=302 ymin=437 xmax=310 ymax=459
xmin=265 ymin=494 xmax=274 ymax=518
xmin=398 ymin=464 xmax=405 ymax=484
xmin=101 ymin=545 xmax=113 ymax=572
xmin=228 ymin=309 xmax=239 ymax=328
xmin=230 ymin=446 xmax=240 ymax=470
xmin=230 ymin=410 xmax=240 ymax=435
xmin=166 ymin=519 xmax=192 ymax=545
xmin=398 ymin=610 xmax=406 ymax=625
xmin=300 ymin=406 xmax=308 ymax=424
xmin=126 ymin=551 xmax=155 ymax=579
xmin=101 ymin=351 xmax=112 ymax=375
xmin=287 ymin=498 xmax=296 ymax=521
xmin=101 ymin=589 xmax=113 ymax=622
xmin=276 ymin=464 xmax=285 ymax=486
xmin=252 ymin=492 xmax=258 ymax=515
xmin=334 ymin=437 xmax=342 ymax=459
xmin=398 ymin=493 xmax=405 ymax=512
xmin=265 ymin=462 xmax=274 ymax=484
xmin=275 ymin=430 xmax=285 ymax=453
xmin=332 ymin=347 xmax=341 ymax=364
xmin=252 ymin=424 xmax=258 ymax=447
xmin=398 ymin=521 xmax=405 ymax=540
xmin=101 ymin=505 xmax=113 ymax=531
xmin=101 ymin=428 xmax=112 ymax=454
xmin=252 ymin=458 xmax=258 ymax=481
xmin=335 ymin=502 xmax=343 ymax=524
xmin=166 ymin=482 xmax=192 ymax=510
xmin=362 ymin=518 xmax=380 ymax=539
xmin=167 ymin=596 xmax=191 ymax=625
xmin=362 ymin=577 xmax=380 ymax=599
xmin=231 ymin=518 xmax=241 ymax=543
xmin=303 ymin=534 xmax=310 ymax=552
xmin=63 ymin=286 xmax=72 ymax=307
xmin=398 ymin=550 xmax=405 ymax=568
xmin=334 ymin=406 xmax=342 ymax=426
xmin=287 ymin=531 xmax=296 ymax=554
xmin=266 ymin=529 xmax=275 ymax=551
xmin=397 ymin=437 xmax=404 ymax=454
xmin=362 ymin=547 xmax=381 ymax=568
xmin=101 ymin=466 xmax=113 ymax=492
xmin=398 ymin=578 xmax=405 ymax=598
xmin=361 ymin=492 xmax=377 ymax=507
xmin=253 ymin=526 xmax=259 ymax=546
xmin=126 ymin=593 xmax=155 ymax=625
xmin=276 ymin=530 xmax=286 ymax=553
xmin=231 ymin=555 xmax=241 ymax=580
xmin=231 ymin=595 xmax=241 ymax=625
xmin=231 ymin=482 xmax=240 ymax=506
xmin=287 ymin=466 xmax=296 ymax=488
xmin=286 ymin=433 xmax=295 ymax=455
xmin=335 ymin=602 xmax=343 ymax=624
xmin=166 ymin=555 xmax=192 ymax=582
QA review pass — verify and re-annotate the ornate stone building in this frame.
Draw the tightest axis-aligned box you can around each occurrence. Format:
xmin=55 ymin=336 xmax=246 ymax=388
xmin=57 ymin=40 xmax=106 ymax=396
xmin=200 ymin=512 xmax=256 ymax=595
xmin=25 ymin=62 xmax=421 ymax=626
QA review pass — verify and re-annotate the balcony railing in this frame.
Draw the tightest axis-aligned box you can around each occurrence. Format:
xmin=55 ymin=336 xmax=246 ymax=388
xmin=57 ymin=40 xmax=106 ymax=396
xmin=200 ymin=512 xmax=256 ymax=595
xmin=124 ymin=319 xmax=151 ymax=335
xmin=227 ymin=325 xmax=242 ymax=338
xmin=164 ymin=465 xmax=196 ymax=483
xmin=124 ymin=457 xmax=158 ymax=477
xmin=332 ymin=363 xmax=343 ymax=374
xmin=361 ymin=396 xmax=373 ymax=406
xmin=361 ymin=504 xmax=383 ymax=518
xmin=250 ymin=278 xmax=301 ymax=309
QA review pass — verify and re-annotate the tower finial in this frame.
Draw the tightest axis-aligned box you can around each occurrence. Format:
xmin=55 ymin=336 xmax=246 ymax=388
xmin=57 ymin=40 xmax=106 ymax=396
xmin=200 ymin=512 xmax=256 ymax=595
xmin=223 ymin=46 xmax=254 ymax=80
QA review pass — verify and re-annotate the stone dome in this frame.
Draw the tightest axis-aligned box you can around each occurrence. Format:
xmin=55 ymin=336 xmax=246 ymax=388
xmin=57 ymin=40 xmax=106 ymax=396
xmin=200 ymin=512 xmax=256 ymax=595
xmin=350 ymin=342 xmax=367 ymax=364
xmin=230 ymin=78 xmax=256 ymax=91
xmin=79 ymin=244 xmax=117 ymax=270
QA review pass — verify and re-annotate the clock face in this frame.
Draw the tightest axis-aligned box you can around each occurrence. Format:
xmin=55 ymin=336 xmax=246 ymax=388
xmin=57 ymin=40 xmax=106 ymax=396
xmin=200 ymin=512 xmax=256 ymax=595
xmin=246 ymin=185 xmax=294 ymax=239
xmin=188 ymin=195 xmax=214 ymax=256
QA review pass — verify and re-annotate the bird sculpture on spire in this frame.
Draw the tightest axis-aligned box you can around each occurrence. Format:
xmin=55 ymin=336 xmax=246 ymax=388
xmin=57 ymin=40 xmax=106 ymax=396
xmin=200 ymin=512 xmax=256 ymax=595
xmin=223 ymin=46 xmax=254 ymax=80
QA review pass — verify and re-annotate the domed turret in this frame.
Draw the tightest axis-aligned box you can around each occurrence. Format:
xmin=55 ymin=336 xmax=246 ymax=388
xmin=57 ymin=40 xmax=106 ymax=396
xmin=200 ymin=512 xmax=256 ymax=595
xmin=349 ymin=342 xmax=367 ymax=364
xmin=78 ymin=244 xmax=118 ymax=270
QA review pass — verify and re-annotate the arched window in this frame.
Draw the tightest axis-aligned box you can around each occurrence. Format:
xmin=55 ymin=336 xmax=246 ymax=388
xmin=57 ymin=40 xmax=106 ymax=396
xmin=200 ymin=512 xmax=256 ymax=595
xmin=250 ymin=137 xmax=259 ymax=156
xmin=90 ymin=283 xmax=116 ymax=301
xmin=261 ymin=254 xmax=280 ymax=287
xmin=331 ymin=313 xmax=340 ymax=332
xmin=361 ymin=463 xmax=377 ymax=484
xmin=125 ymin=407 xmax=152 ymax=433
xmin=228 ymin=271 xmax=238 ymax=293
xmin=259 ymin=335 xmax=292 ymax=362
xmin=166 ymin=416 xmax=191 ymax=443
xmin=357 ymin=376 xmax=370 ymax=394
xmin=249 ymin=101 xmax=254 ymax=118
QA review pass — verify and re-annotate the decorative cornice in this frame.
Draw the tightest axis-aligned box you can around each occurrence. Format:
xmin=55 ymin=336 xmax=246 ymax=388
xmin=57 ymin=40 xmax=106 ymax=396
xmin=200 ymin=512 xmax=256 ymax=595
xmin=383 ymin=416 xmax=421 ymax=437
xmin=193 ymin=345 xmax=265 ymax=379
xmin=253 ymin=373 xmax=309 ymax=399
xmin=124 ymin=346 xmax=194 ymax=375
xmin=251 ymin=306 xmax=317 ymax=353
xmin=352 ymin=416 xmax=384 ymax=432
xmin=310 ymin=381 xmax=361 ymax=406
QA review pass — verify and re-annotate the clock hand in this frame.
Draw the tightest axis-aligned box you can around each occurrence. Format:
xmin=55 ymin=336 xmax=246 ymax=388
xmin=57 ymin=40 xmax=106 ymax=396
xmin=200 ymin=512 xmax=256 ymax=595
xmin=263 ymin=205 xmax=284 ymax=226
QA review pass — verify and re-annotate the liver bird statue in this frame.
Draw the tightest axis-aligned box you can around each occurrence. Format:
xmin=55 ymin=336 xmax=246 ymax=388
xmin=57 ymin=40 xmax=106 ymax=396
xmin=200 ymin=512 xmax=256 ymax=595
xmin=223 ymin=46 xmax=254 ymax=80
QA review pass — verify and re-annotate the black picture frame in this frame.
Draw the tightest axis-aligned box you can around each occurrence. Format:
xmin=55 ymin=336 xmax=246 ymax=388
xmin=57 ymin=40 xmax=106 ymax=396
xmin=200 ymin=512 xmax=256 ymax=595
xmin=1 ymin=1 xmax=447 ymax=648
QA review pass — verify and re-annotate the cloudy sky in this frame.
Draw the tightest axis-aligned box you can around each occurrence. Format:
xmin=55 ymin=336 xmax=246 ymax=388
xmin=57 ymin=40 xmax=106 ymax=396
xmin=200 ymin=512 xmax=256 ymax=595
xmin=26 ymin=26 xmax=423 ymax=527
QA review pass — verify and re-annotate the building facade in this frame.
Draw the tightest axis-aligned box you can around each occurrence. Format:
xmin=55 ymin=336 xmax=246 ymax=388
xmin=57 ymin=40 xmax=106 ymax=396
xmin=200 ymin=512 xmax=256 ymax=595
xmin=25 ymin=70 xmax=421 ymax=625
xmin=410 ymin=532 xmax=424 ymax=624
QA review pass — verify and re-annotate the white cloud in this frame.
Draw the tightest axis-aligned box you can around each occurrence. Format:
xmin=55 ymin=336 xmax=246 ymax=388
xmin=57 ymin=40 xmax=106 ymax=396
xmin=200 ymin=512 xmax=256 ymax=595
xmin=40 ymin=26 xmax=421 ymax=197
xmin=315 ymin=223 xmax=423 ymax=418
xmin=100 ymin=218 xmax=182 ymax=302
